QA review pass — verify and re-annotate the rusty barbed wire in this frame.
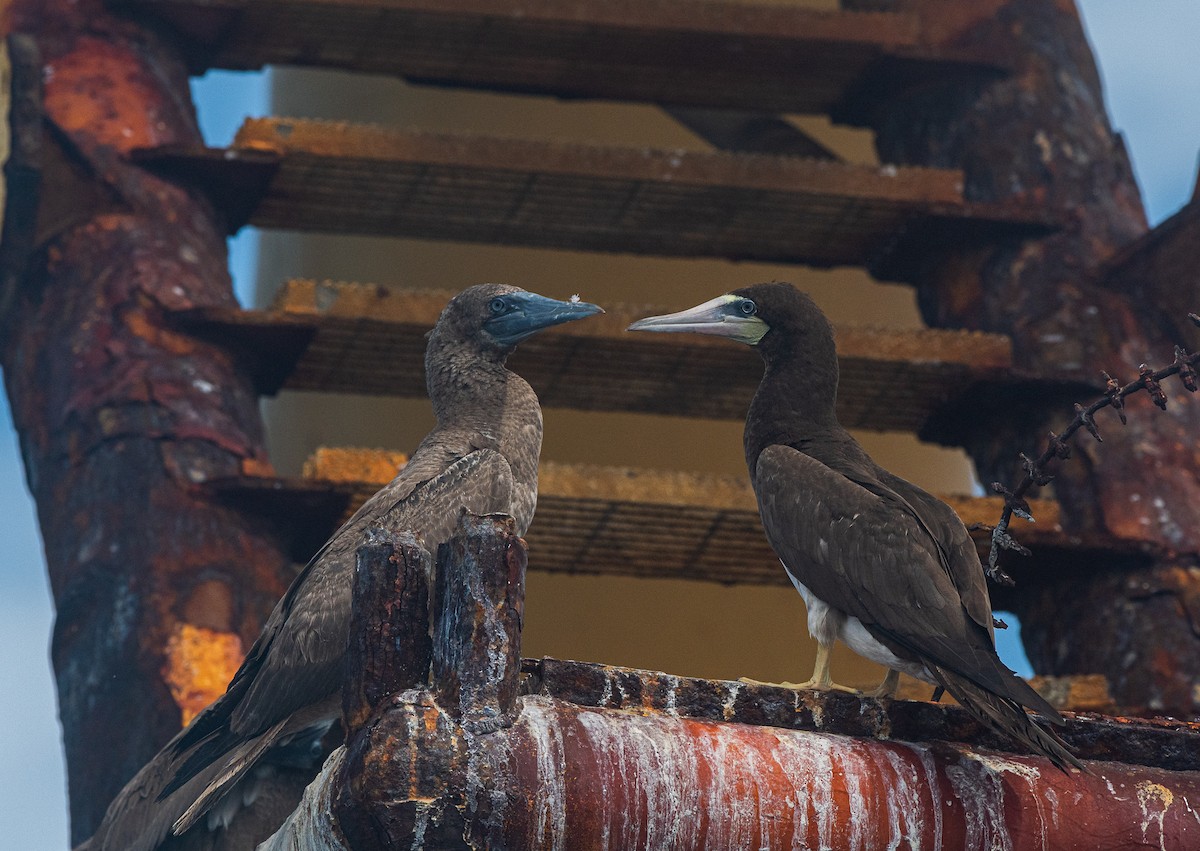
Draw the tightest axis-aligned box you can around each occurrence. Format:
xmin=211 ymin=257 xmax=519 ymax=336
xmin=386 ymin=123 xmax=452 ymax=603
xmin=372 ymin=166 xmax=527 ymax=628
xmin=980 ymin=314 xmax=1200 ymax=587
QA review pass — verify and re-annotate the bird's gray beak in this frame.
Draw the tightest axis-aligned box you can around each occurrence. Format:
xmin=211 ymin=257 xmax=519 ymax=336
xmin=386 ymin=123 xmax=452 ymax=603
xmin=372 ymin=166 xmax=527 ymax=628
xmin=627 ymin=294 xmax=768 ymax=345
xmin=484 ymin=292 xmax=604 ymax=346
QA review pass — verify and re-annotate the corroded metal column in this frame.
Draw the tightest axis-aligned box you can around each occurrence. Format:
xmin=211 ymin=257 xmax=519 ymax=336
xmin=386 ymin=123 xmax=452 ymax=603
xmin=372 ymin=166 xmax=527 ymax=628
xmin=860 ymin=0 xmax=1200 ymax=714
xmin=3 ymin=1 xmax=292 ymax=841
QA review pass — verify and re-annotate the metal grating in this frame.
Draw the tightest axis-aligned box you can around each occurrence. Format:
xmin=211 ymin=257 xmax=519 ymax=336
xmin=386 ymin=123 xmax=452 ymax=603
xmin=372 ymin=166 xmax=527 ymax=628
xmin=173 ymin=280 xmax=1017 ymax=432
xmin=204 ymin=455 xmax=1157 ymax=591
xmin=132 ymin=119 xmax=1056 ymax=280
xmin=117 ymin=0 xmax=1003 ymax=121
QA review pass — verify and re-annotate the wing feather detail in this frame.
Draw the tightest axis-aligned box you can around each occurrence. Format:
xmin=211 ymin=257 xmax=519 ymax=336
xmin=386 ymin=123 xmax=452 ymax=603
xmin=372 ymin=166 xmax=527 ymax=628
xmin=754 ymin=444 xmax=1059 ymax=720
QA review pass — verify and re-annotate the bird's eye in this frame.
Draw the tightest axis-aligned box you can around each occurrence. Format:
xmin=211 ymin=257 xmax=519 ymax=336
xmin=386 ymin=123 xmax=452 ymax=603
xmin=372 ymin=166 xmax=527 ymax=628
xmin=489 ymin=297 xmax=507 ymax=315
xmin=739 ymin=299 xmax=757 ymax=316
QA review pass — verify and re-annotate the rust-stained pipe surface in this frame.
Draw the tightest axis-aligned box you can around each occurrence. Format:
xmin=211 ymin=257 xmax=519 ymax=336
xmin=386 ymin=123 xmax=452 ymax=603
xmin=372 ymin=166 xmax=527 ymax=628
xmin=477 ymin=697 xmax=1200 ymax=851
xmin=267 ymin=517 xmax=1200 ymax=851
xmin=276 ymin=690 xmax=1200 ymax=851
xmin=5 ymin=0 xmax=293 ymax=840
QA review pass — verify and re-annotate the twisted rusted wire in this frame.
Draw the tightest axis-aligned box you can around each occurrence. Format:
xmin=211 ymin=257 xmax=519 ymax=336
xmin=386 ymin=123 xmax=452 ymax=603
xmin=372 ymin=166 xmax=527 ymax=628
xmin=981 ymin=314 xmax=1200 ymax=587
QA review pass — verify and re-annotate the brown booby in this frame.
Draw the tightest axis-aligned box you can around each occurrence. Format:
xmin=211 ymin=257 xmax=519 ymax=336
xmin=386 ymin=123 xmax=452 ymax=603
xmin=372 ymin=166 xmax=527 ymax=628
xmin=629 ymin=283 xmax=1081 ymax=771
xmin=85 ymin=284 xmax=603 ymax=850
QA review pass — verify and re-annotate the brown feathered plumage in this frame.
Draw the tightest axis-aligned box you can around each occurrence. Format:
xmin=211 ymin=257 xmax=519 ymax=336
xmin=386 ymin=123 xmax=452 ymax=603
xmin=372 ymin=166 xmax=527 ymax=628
xmin=630 ymin=282 xmax=1081 ymax=771
xmin=83 ymin=284 xmax=601 ymax=851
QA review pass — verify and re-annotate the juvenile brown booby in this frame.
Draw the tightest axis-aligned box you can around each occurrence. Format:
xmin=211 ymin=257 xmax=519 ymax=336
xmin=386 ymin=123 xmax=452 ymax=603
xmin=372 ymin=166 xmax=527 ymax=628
xmin=85 ymin=284 xmax=603 ymax=850
xmin=629 ymin=283 xmax=1081 ymax=771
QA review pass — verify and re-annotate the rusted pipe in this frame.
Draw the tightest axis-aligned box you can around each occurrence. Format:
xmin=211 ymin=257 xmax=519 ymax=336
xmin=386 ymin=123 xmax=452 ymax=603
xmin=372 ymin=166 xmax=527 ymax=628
xmin=266 ymin=515 xmax=1200 ymax=851
xmin=273 ymin=689 xmax=1200 ymax=851
xmin=473 ymin=698 xmax=1200 ymax=851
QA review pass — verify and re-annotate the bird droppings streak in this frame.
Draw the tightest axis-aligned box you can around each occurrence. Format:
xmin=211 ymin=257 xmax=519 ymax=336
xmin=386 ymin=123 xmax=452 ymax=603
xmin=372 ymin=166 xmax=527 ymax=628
xmin=526 ymin=698 xmax=567 ymax=851
xmin=499 ymin=699 xmax=989 ymax=850
xmin=1138 ymin=782 xmax=1173 ymax=851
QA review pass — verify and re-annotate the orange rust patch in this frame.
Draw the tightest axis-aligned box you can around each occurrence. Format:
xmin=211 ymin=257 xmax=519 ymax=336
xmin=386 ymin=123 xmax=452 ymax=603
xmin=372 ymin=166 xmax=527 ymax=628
xmin=44 ymin=37 xmax=180 ymax=151
xmin=240 ymin=455 xmax=277 ymax=478
xmin=162 ymin=623 xmax=244 ymax=726
xmin=302 ymin=446 xmax=407 ymax=483
xmin=122 ymin=305 xmax=198 ymax=356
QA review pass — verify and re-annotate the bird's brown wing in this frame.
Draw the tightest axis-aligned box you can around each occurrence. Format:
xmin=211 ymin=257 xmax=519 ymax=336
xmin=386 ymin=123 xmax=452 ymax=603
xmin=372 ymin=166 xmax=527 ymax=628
xmin=754 ymin=444 xmax=1057 ymax=718
xmin=167 ymin=445 xmax=516 ymax=789
xmin=853 ymin=465 xmax=995 ymax=638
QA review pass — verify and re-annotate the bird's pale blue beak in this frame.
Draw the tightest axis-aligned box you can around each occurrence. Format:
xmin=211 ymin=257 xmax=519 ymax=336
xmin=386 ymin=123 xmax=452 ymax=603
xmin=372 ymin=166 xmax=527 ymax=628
xmin=484 ymin=292 xmax=604 ymax=346
xmin=627 ymin=294 xmax=768 ymax=345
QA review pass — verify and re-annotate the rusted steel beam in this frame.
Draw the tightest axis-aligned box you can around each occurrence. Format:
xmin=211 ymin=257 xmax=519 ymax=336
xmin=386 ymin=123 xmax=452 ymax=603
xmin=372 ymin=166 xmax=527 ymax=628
xmin=115 ymin=0 xmax=1002 ymax=121
xmin=865 ymin=0 xmax=1200 ymax=714
xmin=4 ymin=0 xmax=293 ymax=841
xmin=525 ymin=658 xmax=1200 ymax=773
xmin=169 ymin=279 xmax=1037 ymax=433
xmin=430 ymin=514 xmax=526 ymax=728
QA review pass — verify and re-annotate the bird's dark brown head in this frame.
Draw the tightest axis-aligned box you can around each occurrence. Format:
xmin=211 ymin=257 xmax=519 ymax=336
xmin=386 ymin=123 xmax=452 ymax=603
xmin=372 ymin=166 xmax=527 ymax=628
xmin=728 ymin=282 xmax=836 ymax=365
xmin=628 ymin=283 xmax=841 ymax=456
xmin=430 ymin=283 xmax=603 ymax=360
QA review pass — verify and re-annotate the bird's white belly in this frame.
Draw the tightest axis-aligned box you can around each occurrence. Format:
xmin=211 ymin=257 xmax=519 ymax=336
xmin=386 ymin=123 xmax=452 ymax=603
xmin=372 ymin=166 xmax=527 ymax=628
xmin=782 ymin=562 xmax=933 ymax=684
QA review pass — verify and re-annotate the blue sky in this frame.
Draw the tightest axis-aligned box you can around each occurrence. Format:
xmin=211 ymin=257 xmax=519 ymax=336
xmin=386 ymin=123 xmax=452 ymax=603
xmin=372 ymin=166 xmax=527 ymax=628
xmin=3 ymin=4 xmax=1200 ymax=846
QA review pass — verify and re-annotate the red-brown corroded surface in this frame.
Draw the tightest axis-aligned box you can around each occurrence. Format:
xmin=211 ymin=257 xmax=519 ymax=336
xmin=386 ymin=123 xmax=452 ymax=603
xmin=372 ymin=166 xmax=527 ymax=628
xmin=276 ymin=687 xmax=1200 ymax=851
xmin=479 ymin=697 xmax=1200 ymax=851
xmin=4 ymin=0 xmax=292 ymax=841
xmin=869 ymin=0 xmax=1200 ymax=714
xmin=265 ymin=519 xmax=1200 ymax=851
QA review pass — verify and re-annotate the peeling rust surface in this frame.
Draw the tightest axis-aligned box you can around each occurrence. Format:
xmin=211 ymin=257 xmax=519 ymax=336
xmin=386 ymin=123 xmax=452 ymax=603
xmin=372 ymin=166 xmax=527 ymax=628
xmin=475 ymin=697 xmax=1200 ymax=851
xmin=160 ymin=622 xmax=243 ymax=727
xmin=4 ymin=0 xmax=292 ymax=840
xmin=523 ymin=658 xmax=1200 ymax=773
xmin=329 ymin=688 xmax=1200 ymax=851
xmin=431 ymin=515 xmax=527 ymax=728
xmin=342 ymin=531 xmax=432 ymax=732
xmin=873 ymin=0 xmax=1200 ymax=715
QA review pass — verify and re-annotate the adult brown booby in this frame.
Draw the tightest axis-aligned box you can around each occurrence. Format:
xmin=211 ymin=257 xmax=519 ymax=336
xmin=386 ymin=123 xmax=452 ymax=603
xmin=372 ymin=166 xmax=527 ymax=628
xmin=85 ymin=284 xmax=603 ymax=850
xmin=629 ymin=283 xmax=1081 ymax=771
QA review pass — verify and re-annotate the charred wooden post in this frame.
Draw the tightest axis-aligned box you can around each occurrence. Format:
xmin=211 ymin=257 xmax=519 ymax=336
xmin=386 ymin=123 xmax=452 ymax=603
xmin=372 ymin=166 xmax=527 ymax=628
xmin=861 ymin=0 xmax=1200 ymax=713
xmin=3 ymin=0 xmax=293 ymax=840
xmin=432 ymin=513 xmax=527 ymax=729
xmin=342 ymin=529 xmax=433 ymax=731
xmin=266 ymin=514 xmax=525 ymax=851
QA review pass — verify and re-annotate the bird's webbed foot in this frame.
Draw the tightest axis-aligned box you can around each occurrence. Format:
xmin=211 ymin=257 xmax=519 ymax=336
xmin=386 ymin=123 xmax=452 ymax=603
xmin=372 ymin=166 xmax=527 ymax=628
xmin=737 ymin=676 xmax=860 ymax=695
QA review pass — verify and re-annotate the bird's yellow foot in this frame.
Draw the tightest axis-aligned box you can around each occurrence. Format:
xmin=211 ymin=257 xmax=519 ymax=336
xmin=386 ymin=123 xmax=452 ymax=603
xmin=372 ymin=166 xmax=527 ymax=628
xmin=738 ymin=676 xmax=860 ymax=695
xmin=868 ymin=670 xmax=900 ymax=699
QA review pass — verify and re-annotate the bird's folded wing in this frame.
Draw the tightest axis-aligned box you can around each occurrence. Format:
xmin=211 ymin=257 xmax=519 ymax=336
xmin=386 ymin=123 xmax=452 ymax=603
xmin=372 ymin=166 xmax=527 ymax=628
xmin=754 ymin=444 xmax=1041 ymax=708
xmin=227 ymin=447 xmax=517 ymax=736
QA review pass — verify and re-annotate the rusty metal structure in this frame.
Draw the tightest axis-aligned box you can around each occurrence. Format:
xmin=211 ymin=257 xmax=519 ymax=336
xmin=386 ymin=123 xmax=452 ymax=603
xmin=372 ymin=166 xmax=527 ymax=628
xmin=262 ymin=516 xmax=1200 ymax=850
xmin=3 ymin=0 xmax=1200 ymax=847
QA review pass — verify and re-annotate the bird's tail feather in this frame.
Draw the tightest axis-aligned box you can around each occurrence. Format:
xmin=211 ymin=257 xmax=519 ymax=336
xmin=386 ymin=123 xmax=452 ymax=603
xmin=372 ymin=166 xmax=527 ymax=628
xmin=931 ymin=666 xmax=1086 ymax=773
xmin=171 ymin=718 xmax=290 ymax=836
